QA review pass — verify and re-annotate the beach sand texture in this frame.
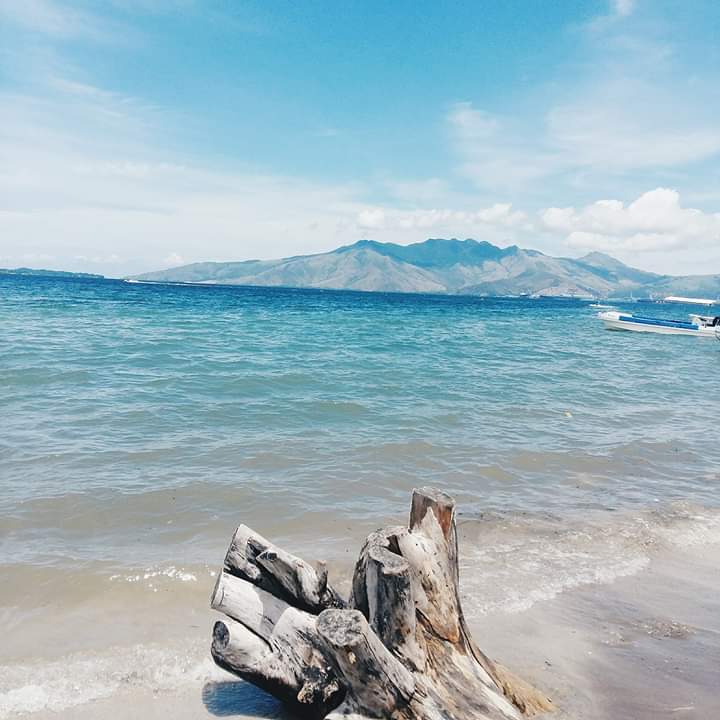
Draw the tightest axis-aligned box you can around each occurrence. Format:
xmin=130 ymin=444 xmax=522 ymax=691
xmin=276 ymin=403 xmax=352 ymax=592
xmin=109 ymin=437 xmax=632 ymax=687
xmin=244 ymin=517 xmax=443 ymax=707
xmin=2 ymin=515 xmax=719 ymax=719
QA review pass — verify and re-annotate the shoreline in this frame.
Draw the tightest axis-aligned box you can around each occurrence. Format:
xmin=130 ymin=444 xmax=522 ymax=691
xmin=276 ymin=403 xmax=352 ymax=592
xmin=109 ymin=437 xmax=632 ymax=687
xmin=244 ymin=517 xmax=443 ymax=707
xmin=474 ymin=541 xmax=720 ymax=718
xmin=4 ymin=271 xmax=673 ymax=305
xmin=3 ymin=522 xmax=719 ymax=720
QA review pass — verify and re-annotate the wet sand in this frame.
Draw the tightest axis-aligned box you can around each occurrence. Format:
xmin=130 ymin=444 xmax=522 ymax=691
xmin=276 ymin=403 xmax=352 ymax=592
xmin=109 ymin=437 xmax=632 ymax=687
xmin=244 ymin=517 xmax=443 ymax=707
xmin=475 ymin=542 xmax=720 ymax=718
xmin=13 ymin=539 xmax=719 ymax=720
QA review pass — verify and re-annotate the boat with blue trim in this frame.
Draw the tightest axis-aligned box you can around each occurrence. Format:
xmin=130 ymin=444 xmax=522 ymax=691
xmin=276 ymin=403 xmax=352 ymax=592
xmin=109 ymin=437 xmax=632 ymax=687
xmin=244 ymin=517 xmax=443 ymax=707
xmin=598 ymin=311 xmax=720 ymax=338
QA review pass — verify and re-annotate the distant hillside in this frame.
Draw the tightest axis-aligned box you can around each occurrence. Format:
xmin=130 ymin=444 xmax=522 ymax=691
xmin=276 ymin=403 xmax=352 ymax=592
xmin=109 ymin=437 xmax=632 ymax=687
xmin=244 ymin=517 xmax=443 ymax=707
xmin=0 ymin=267 xmax=104 ymax=279
xmin=132 ymin=238 xmax=720 ymax=299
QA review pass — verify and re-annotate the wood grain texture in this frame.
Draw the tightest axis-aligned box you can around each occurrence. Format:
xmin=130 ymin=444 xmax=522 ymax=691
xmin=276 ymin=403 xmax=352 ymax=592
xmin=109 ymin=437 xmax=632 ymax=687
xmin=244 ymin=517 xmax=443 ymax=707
xmin=211 ymin=488 xmax=554 ymax=719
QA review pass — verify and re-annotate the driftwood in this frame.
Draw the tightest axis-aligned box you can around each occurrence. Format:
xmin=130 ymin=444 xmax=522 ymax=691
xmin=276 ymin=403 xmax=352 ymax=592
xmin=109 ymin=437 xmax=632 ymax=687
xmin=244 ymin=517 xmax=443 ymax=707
xmin=211 ymin=487 xmax=553 ymax=719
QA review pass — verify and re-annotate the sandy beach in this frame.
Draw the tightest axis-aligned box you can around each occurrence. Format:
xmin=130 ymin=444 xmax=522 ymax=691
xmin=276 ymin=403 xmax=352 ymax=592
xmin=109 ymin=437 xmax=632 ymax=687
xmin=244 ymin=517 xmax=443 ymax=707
xmin=4 ymin=517 xmax=719 ymax=720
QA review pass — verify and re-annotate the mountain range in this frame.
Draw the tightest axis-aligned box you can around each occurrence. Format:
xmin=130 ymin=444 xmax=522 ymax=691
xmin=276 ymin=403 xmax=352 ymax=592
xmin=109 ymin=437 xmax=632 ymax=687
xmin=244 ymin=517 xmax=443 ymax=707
xmin=132 ymin=238 xmax=720 ymax=299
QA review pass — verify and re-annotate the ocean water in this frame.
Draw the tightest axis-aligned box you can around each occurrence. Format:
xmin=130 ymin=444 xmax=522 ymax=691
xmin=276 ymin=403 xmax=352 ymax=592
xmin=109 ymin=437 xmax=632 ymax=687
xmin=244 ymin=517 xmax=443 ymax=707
xmin=1 ymin=275 xmax=720 ymax=717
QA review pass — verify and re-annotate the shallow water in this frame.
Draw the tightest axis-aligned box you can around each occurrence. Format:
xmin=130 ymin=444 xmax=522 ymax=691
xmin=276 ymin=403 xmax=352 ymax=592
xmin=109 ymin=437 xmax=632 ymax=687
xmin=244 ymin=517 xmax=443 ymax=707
xmin=1 ymin=275 xmax=719 ymax=717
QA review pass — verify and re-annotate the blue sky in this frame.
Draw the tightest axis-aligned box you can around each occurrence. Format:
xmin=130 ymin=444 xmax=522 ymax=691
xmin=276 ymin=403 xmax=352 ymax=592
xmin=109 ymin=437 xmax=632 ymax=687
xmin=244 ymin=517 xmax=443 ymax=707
xmin=1 ymin=0 xmax=719 ymax=276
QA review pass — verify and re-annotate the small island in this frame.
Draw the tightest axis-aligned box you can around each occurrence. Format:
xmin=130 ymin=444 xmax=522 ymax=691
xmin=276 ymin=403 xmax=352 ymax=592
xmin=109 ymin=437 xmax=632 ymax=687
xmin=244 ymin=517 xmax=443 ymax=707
xmin=0 ymin=267 xmax=105 ymax=280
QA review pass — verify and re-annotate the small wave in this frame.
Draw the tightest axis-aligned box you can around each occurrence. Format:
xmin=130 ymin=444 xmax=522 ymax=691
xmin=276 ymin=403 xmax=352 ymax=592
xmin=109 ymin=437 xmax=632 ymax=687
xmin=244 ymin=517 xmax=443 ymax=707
xmin=109 ymin=565 xmax=208 ymax=589
xmin=458 ymin=502 xmax=720 ymax=617
xmin=0 ymin=642 xmax=225 ymax=718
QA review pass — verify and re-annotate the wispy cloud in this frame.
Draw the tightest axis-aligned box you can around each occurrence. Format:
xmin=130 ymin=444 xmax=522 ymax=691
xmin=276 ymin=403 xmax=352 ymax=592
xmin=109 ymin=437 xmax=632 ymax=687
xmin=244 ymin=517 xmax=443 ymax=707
xmin=0 ymin=42 xmax=537 ymax=275
xmin=450 ymin=84 xmax=720 ymax=192
xmin=547 ymin=89 xmax=720 ymax=171
xmin=611 ymin=0 xmax=636 ymax=18
xmin=448 ymin=3 xmax=720 ymax=201
xmin=448 ymin=103 xmax=563 ymax=189
xmin=0 ymin=0 xmax=110 ymax=40
xmin=0 ymin=78 xmax=375 ymax=275
xmin=4 ymin=71 xmax=718 ymax=277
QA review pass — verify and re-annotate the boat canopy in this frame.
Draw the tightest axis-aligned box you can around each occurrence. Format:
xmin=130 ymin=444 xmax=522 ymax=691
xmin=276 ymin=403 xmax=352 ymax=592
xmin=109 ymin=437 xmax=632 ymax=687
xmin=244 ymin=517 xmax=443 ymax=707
xmin=664 ymin=296 xmax=717 ymax=306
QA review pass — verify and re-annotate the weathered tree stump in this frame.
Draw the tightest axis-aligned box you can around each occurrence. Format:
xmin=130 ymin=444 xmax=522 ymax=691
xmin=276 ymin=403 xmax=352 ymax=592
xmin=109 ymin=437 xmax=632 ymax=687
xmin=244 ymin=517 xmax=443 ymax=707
xmin=211 ymin=487 xmax=553 ymax=719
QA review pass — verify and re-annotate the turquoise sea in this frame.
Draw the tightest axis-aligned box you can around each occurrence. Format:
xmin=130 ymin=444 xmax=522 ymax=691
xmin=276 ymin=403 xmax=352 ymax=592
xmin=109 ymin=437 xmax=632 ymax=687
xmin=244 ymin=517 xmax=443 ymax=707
xmin=1 ymin=274 xmax=719 ymax=718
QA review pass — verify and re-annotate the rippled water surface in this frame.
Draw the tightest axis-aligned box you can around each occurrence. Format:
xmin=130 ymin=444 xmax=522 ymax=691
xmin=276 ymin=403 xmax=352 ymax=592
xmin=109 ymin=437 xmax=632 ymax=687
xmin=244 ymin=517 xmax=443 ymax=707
xmin=2 ymin=275 xmax=719 ymax=566
xmin=2 ymin=274 xmax=720 ymax=718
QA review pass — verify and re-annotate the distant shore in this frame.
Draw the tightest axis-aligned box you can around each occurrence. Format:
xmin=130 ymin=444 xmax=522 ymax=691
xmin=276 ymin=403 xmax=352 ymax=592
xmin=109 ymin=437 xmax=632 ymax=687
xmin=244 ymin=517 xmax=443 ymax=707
xmin=0 ymin=267 xmax=105 ymax=279
xmin=6 ymin=270 xmax=720 ymax=305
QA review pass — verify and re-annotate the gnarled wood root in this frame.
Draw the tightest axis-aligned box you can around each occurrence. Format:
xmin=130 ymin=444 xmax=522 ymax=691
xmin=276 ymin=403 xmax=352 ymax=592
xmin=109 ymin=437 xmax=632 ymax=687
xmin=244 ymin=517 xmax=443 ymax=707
xmin=211 ymin=487 xmax=553 ymax=719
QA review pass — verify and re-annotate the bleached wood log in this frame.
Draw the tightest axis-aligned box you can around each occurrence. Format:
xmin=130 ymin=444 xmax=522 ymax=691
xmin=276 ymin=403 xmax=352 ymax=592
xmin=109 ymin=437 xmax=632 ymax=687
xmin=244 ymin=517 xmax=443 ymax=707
xmin=224 ymin=524 xmax=344 ymax=612
xmin=211 ymin=488 xmax=554 ymax=719
xmin=351 ymin=528 xmax=426 ymax=672
xmin=211 ymin=570 xmax=343 ymax=717
xmin=318 ymin=608 xmax=415 ymax=718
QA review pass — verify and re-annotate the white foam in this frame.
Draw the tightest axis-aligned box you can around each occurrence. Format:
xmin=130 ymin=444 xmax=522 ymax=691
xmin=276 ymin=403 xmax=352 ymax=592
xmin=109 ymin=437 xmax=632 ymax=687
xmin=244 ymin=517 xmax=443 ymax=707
xmin=652 ymin=509 xmax=720 ymax=548
xmin=108 ymin=565 xmax=213 ymax=592
xmin=0 ymin=642 xmax=227 ymax=718
xmin=459 ymin=504 xmax=720 ymax=618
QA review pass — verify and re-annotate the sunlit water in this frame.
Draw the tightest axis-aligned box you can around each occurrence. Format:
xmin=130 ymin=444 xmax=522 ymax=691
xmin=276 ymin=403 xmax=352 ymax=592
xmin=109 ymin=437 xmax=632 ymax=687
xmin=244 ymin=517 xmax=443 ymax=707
xmin=1 ymin=275 xmax=719 ymax=717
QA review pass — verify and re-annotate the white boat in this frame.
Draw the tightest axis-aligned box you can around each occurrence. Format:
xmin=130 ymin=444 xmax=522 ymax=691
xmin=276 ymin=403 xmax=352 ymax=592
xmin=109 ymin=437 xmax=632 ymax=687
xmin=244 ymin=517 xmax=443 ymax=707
xmin=598 ymin=311 xmax=720 ymax=338
xmin=664 ymin=295 xmax=717 ymax=306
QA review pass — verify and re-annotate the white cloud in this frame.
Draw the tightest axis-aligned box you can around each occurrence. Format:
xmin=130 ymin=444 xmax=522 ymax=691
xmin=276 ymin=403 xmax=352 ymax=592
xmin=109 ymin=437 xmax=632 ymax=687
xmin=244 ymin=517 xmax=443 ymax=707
xmin=74 ymin=253 xmax=123 ymax=265
xmin=476 ymin=203 xmax=526 ymax=226
xmin=6 ymin=71 xmax=718 ymax=277
xmin=448 ymin=103 xmax=498 ymax=142
xmin=355 ymin=204 xmax=527 ymax=234
xmin=448 ymin=103 xmax=561 ymax=189
xmin=163 ymin=252 xmax=186 ymax=267
xmin=449 ymin=90 xmax=720 ymax=193
xmin=15 ymin=252 xmax=56 ymax=265
xmin=542 ymin=188 xmax=720 ymax=254
xmin=546 ymin=88 xmax=720 ymax=171
xmin=0 ymin=72 xmax=540 ymax=275
xmin=611 ymin=0 xmax=636 ymax=18
xmin=448 ymin=6 xmax=720 ymax=198
xmin=0 ymin=80 xmax=374 ymax=275
xmin=356 ymin=209 xmax=386 ymax=230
